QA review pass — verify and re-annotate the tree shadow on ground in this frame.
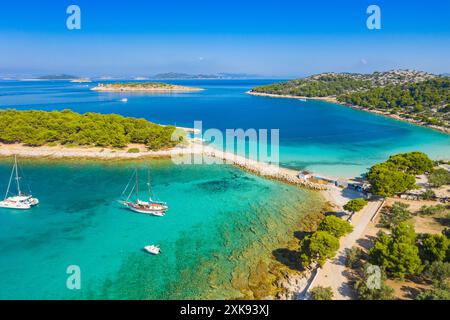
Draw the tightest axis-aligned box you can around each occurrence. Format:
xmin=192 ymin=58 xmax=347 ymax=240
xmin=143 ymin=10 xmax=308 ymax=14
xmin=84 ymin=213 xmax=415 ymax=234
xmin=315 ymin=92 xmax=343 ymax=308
xmin=340 ymin=187 xmax=363 ymax=200
xmin=433 ymin=216 xmax=450 ymax=227
xmin=400 ymin=285 xmax=423 ymax=299
xmin=338 ymin=268 xmax=359 ymax=299
xmin=356 ymin=235 xmax=377 ymax=250
xmin=272 ymin=248 xmax=304 ymax=272
xmin=324 ymin=211 xmax=348 ymax=219
xmin=293 ymin=230 xmax=312 ymax=241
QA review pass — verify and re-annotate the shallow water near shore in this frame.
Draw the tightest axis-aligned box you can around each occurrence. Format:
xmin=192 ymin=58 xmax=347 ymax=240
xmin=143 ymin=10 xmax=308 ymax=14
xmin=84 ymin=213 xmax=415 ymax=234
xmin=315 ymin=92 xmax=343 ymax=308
xmin=0 ymin=159 xmax=324 ymax=299
xmin=0 ymin=79 xmax=449 ymax=299
xmin=1 ymin=79 xmax=449 ymax=177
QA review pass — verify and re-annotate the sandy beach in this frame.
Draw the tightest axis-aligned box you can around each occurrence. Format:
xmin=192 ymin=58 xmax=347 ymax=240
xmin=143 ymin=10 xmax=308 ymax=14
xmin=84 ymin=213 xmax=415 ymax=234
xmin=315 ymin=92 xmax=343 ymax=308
xmin=247 ymin=91 xmax=450 ymax=134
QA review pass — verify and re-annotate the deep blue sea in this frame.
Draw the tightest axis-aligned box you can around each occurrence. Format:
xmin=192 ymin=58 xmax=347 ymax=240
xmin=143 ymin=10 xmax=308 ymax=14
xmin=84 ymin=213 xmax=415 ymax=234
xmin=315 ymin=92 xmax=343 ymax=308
xmin=1 ymin=79 xmax=449 ymax=177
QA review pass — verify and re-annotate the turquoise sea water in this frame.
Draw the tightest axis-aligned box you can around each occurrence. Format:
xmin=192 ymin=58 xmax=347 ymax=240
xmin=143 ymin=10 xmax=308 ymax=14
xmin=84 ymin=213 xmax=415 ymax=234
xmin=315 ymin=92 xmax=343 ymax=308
xmin=0 ymin=80 xmax=449 ymax=299
xmin=0 ymin=159 xmax=323 ymax=299
xmin=0 ymin=79 xmax=449 ymax=177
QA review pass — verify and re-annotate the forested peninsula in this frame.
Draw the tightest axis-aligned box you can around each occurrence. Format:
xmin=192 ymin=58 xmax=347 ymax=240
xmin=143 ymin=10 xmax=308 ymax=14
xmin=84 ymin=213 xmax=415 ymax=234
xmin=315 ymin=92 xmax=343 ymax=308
xmin=249 ymin=70 xmax=449 ymax=133
xmin=0 ymin=109 xmax=181 ymax=150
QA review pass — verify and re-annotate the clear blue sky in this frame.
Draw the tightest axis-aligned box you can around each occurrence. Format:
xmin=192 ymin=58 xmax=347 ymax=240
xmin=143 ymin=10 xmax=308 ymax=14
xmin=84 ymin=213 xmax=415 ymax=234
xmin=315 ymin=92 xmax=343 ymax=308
xmin=1 ymin=0 xmax=449 ymax=77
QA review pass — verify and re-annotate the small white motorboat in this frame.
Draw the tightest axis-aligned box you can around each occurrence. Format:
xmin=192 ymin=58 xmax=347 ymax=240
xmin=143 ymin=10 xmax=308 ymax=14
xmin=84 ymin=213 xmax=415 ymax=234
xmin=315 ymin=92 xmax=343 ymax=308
xmin=144 ymin=245 xmax=161 ymax=255
xmin=120 ymin=98 xmax=128 ymax=103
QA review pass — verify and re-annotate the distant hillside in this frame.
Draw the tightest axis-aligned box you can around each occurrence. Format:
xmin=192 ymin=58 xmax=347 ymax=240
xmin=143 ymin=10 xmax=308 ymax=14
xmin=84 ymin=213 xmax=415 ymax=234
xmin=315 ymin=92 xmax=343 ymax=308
xmin=217 ymin=73 xmax=261 ymax=79
xmin=252 ymin=70 xmax=436 ymax=97
xmin=251 ymin=70 xmax=449 ymax=132
xmin=152 ymin=72 xmax=218 ymax=79
xmin=36 ymin=74 xmax=78 ymax=80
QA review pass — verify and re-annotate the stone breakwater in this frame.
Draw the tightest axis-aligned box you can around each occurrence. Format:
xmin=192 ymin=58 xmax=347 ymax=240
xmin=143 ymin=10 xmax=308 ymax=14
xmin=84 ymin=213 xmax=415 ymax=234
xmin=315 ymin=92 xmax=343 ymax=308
xmin=198 ymin=145 xmax=329 ymax=191
xmin=0 ymin=142 xmax=329 ymax=191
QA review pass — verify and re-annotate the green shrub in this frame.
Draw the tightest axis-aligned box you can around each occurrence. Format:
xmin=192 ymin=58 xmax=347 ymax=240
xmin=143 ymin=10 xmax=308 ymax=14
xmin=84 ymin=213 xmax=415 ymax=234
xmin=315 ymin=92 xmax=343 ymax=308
xmin=421 ymin=189 xmax=436 ymax=200
xmin=343 ymin=198 xmax=368 ymax=214
xmin=379 ymin=202 xmax=412 ymax=229
xmin=369 ymin=223 xmax=422 ymax=278
xmin=422 ymin=261 xmax=450 ymax=286
xmin=127 ymin=148 xmax=140 ymax=153
xmin=318 ymin=215 xmax=353 ymax=238
xmin=428 ymin=168 xmax=450 ymax=187
xmin=354 ymin=264 xmax=395 ymax=300
xmin=310 ymin=286 xmax=334 ymax=300
xmin=418 ymin=234 xmax=449 ymax=263
xmin=300 ymin=231 xmax=340 ymax=267
xmin=345 ymin=247 xmax=365 ymax=269
xmin=419 ymin=204 xmax=447 ymax=216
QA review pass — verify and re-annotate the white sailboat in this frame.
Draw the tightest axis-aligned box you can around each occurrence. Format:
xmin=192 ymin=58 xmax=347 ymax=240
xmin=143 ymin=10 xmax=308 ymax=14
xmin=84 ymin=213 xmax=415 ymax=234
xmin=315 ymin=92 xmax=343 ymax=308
xmin=0 ymin=156 xmax=39 ymax=210
xmin=119 ymin=169 xmax=168 ymax=216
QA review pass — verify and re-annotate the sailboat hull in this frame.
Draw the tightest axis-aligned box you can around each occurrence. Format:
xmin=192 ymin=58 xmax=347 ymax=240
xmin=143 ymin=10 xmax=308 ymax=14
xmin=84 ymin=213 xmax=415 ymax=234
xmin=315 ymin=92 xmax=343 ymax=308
xmin=0 ymin=197 xmax=39 ymax=210
xmin=121 ymin=201 xmax=167 ymax=216
xmin=119 ymin=169 xmax=168 ymax=217
xmin=0 ymin=201 xmax=31 ymax=210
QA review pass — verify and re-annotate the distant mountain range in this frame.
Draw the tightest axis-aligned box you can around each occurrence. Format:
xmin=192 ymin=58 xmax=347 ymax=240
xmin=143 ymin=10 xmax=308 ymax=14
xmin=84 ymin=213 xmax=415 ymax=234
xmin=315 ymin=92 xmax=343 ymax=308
xmin=151 ymin=72 xmax=262 ymax=79
xmin=26 ymin=72 xmax=262 ymax=81
xmin=36 ymin=74 xmax=78 ymax=80
xmin=27 ymin=71 xmax=447 ymax=81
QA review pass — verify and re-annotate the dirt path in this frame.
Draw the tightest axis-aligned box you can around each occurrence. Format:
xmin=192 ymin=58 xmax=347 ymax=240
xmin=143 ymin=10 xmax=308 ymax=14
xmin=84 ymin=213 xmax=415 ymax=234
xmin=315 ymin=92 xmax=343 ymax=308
xmin=310 ymin=199 xmax=383 ymax=299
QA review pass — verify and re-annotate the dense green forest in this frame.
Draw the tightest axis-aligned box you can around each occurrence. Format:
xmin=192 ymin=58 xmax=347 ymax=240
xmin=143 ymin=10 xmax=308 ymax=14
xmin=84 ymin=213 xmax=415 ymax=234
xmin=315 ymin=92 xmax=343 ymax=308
xmin=0 ymin=109 xmax=181 ymax=150
xmin=252 ymin=72 xmax=449 ymax=128
xmin=366 ymin=151 xmax=434 ymax=196
xmin=338 ymin=78 xmax=450 ymax=126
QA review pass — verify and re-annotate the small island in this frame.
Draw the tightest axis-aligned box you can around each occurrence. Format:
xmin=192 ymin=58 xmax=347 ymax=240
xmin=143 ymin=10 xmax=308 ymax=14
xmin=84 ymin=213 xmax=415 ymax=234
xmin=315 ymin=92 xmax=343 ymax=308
xmin=92 ymin=82 xmax=203 ymax=92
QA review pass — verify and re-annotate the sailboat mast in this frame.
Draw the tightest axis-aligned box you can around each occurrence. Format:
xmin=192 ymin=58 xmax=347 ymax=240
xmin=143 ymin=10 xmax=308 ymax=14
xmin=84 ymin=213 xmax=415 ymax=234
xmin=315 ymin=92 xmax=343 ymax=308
xmin=4 ymin=158 xmax=15 ymax=200
xmin=14 ymin=155 xmax=21 ymax=196
xmin=147 ymin=169 xmax=151 ymax=201
xmin=135 ymin=169 xmax=139 ymax=200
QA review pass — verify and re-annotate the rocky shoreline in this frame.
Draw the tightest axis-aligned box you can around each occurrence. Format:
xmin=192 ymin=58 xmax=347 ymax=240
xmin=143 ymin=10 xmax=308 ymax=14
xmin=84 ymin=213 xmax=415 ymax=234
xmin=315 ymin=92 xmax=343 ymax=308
xmin=0 ymin=141 xmax=329 ymax=191
xmin=247 ymin=91 xmax=450 ymax=135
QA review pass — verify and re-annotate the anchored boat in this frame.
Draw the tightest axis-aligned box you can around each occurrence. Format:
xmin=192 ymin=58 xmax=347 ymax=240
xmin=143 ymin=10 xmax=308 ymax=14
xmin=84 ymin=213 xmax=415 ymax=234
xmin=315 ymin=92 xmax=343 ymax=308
xmin=119 ymin=169 xmax=168 ymax=216
xmin=0 ymin=155 xmax=39 ymax=210
xmin=144 ymin=245 xmax=161 ymax=255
